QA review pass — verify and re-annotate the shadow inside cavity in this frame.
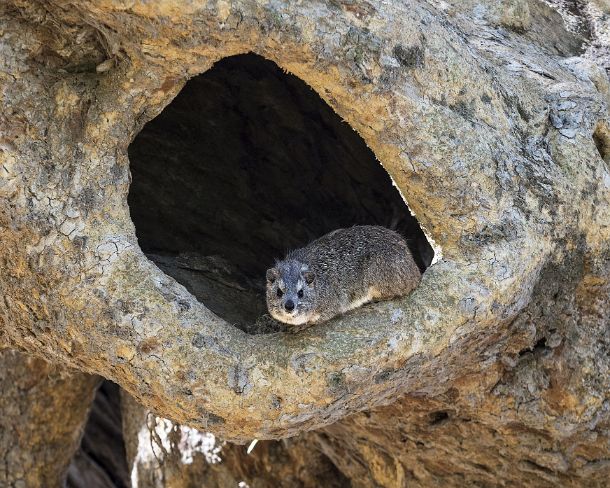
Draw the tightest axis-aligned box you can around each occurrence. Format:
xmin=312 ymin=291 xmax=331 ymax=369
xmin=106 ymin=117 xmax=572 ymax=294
xmin=128 ymin=53 xmax=433 ymax=332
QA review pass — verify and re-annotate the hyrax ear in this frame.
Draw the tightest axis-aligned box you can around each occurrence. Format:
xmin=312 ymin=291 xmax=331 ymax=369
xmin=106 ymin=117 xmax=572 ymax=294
xmin=303 ymin=270 xmax=315 ymax=285
xmin=266 ymin=267 xmax=279 ymax=284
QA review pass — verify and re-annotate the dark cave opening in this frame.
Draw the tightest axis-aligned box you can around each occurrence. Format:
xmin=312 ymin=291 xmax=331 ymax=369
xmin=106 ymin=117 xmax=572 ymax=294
xmin=127 ymin=53 xmax=433 ymax=331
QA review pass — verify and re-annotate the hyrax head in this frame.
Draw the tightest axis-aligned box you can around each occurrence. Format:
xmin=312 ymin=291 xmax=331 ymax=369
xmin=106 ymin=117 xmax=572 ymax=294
xmin=266 ymin=259 xmax=316 ymax=325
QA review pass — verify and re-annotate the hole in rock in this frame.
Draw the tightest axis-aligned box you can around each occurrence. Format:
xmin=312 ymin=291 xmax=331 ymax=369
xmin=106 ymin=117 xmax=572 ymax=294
xmin=518 ymin=337 xmax=548 ymax=357
xmin=128 ymin=53 xmax=433 ymax=332
xmin=428 ymin=410 xmax=450 ymax=425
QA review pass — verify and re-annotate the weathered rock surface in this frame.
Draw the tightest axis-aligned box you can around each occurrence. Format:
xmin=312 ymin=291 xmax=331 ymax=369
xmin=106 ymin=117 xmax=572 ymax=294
xmin=0 ymin=0 xmax=609 ymax=485
xmin=310 ymin=246 xmax=610 ymax=486
xmin=0 ymin=349 xmax=100 ymax=487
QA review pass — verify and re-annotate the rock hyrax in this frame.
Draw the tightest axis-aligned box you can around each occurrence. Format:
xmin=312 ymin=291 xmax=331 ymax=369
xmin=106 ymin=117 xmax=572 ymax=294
xmin=266 ymin=225 xmax=421 ymax=326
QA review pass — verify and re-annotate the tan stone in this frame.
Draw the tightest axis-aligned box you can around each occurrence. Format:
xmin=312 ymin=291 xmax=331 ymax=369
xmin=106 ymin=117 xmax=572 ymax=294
xmin=0 ymin=0 xmax=609 ymax=484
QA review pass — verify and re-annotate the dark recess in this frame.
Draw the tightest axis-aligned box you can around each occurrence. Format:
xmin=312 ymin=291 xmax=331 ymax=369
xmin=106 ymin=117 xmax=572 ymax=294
xmin=593 ymin=121 xmax=610 ymax=164
xmin=66 ymin=381 xmax=130 ymax=488
xmin=128 ymin=53 xmax=433 ymax=330
xmin=429 ymin=410 xmax=450 ymax=426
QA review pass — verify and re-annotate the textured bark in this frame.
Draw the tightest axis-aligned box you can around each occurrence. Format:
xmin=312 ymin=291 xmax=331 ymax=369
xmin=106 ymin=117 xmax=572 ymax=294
xmin=0 ymin=349 xmax=100 ymax=487
xmin=0 ymin=0 xmax=609 ymax=485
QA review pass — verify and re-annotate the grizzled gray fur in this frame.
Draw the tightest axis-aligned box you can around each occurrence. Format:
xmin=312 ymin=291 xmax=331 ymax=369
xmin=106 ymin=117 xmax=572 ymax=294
xmin=266 ymin=225 xmax=421 ymax=326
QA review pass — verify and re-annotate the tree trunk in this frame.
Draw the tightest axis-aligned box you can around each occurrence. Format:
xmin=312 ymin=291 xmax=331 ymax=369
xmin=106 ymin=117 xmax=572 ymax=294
xmin=1 ymin=0 xmax=609 ymax=485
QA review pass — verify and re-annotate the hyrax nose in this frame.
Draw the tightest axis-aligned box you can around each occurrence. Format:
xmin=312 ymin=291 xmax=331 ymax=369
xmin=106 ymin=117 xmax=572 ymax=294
xmin=284 ymin=299 xmax=295 ymax=312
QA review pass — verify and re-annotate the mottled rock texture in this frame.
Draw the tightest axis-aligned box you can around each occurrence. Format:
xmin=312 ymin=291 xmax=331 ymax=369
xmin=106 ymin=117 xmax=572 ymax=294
xmin=0 ymin=349 xmax=100 ymax=487
xmin=0 ymin=0 xmax=609 ymax=485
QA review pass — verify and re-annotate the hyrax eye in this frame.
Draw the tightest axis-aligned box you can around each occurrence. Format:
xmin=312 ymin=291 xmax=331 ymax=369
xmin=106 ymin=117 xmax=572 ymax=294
xmin=297 ymin=289 xmax=304 ymax=298
xmin=276 ymin=288 xmax=284 ymax=298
